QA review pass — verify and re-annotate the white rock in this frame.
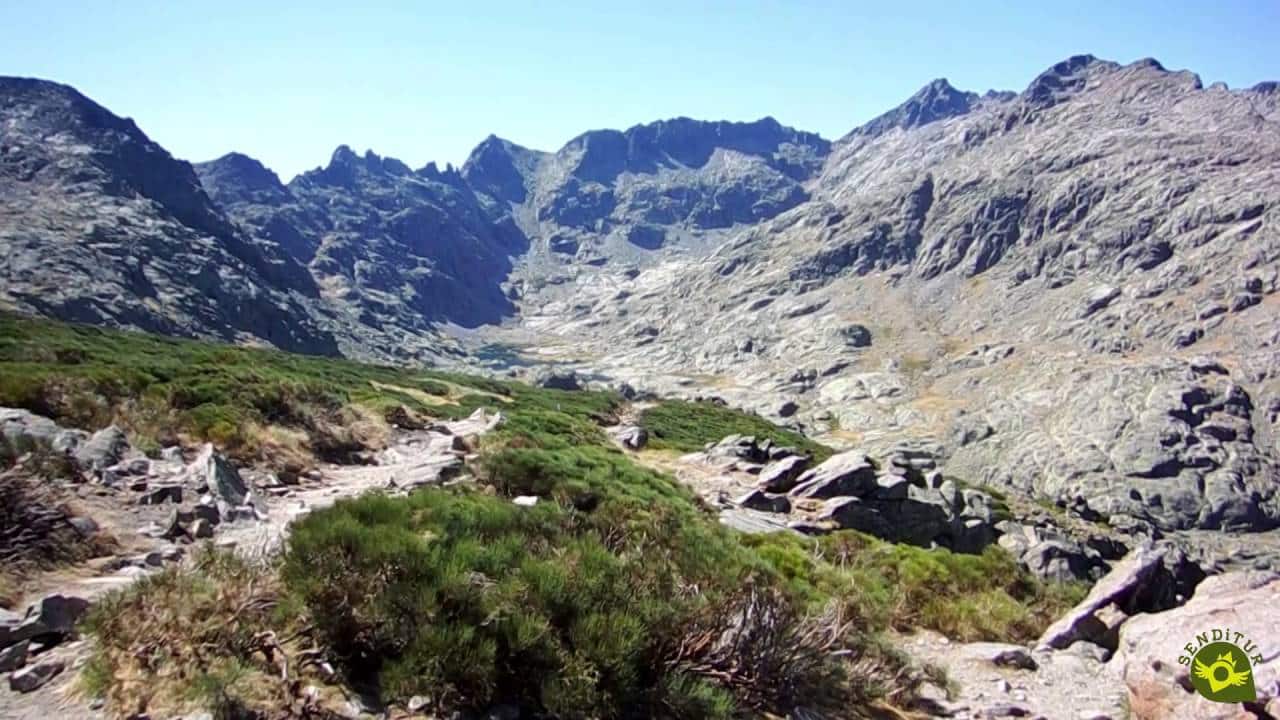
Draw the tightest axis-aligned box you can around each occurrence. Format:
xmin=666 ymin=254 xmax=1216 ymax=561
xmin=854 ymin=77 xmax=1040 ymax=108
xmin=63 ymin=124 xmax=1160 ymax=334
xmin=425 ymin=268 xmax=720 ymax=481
xmin=9 ymin=660 xmax=64 ymax=692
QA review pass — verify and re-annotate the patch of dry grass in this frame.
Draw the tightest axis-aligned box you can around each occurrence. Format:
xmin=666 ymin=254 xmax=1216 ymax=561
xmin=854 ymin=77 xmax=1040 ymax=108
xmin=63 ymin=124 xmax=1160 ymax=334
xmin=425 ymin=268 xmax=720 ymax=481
xmin=897 ymin=353 xmax=933 ymax=378
xmin=81 ymin=550 xmax=326 ymax=719
xmin=939 ymin=336 xmax=968 ymax=358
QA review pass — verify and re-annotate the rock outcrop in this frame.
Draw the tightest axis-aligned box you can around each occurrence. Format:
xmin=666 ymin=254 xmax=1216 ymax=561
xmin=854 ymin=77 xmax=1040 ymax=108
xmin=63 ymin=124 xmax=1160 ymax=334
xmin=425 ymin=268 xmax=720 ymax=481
xmin=1116 ymin=571 xmax=1280 ymax=719
xmin=1037 ymin=544 xmax=1204 ymax=652
xmin=688 ymin=439 xmax=1004 ymax=553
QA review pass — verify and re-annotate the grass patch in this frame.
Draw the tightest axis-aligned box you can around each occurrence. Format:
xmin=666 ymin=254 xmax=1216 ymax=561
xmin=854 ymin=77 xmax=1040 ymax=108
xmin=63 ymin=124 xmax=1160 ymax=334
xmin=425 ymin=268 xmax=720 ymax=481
xmin=897 ymin=353 xmax=932 ymax=378
xmin=1035 ymin=496 xmax=1069 ymax=518
xmin=742 ymin=531 xmax=1087 ymax=643
xmin=639 ymin=400 xmax=832 ymax=460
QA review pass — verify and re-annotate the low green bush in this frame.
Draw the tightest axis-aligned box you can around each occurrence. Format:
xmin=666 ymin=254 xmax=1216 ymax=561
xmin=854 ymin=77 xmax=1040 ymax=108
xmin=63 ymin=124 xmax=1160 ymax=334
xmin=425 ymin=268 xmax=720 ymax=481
xmin=284 ymin=485 xmax=872 ymax=718
xmin=639 ymin=399 xmax=832 ymax=460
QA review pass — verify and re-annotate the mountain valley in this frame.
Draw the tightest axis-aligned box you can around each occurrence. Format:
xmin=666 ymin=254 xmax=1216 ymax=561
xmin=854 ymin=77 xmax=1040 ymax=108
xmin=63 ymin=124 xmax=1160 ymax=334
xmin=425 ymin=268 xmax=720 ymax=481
xmin=5 ymin=55 xmax=1278 ymax=535
xmin=2 ymin=53 xmax=1280 ymax=719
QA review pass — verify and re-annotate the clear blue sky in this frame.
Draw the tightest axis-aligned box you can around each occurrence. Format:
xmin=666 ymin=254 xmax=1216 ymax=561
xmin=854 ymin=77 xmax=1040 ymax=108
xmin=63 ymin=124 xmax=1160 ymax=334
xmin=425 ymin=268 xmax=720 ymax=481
xmin=3 ymin=1 xmax=1277 ymax=180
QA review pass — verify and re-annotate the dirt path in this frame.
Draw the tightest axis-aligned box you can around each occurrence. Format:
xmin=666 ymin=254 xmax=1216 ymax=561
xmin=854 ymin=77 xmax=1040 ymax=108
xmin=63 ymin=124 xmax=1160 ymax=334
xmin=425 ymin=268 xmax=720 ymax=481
xmin=0 ymin=410 xmax=500 ymax=720
xmin=904 ymin=629 xmax=1128 ymax=719
xmin=219 ymin=410 xmax=496 ymax=556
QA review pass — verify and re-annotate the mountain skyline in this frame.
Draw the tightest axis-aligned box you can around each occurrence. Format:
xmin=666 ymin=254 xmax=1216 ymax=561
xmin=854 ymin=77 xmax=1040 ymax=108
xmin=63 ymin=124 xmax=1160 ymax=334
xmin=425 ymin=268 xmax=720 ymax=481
xmin=16 ymin=55 xmax=1273 ymax=190
xmin=4 ymin=1 xmax=1277 ymax=180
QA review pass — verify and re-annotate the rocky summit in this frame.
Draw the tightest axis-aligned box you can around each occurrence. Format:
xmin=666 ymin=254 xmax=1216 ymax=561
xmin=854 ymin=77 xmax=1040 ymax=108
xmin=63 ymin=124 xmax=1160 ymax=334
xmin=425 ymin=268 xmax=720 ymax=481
xmin=1 ymin=52 xmax=1279 ymax=720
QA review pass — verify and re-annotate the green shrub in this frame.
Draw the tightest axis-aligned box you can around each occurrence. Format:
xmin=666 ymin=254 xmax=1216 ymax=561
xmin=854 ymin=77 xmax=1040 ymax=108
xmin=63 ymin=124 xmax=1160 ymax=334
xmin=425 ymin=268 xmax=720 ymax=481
xmin=742 ymin=531 xmax=1088 ymax=643
xmin=639 ymin=400 xmax=832 ymax=460
xmin=285 ymin=488 xmax=845 ymax=717
xmin=283 ymin=437 xmax=897 ymax=720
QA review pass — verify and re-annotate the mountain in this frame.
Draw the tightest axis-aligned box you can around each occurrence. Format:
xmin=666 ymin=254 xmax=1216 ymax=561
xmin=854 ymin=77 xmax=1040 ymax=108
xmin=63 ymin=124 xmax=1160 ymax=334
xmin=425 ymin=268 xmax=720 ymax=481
xmin=198 ymin=145 xmax=525 ymax=332
xmin=1 ymin=57 xmax=1278 ymax=535
xmin=0 ymin=77 xmax=336 ymax=354
xmin=196 ymin=115 xmax=837 ymax=344
xmin=850 ymin=77 xmax=1005 ymax=138
xmin=461 ymin=117 xmax=829 ymax=263
xmin=510 ymin=57 xmax=1280 ymax=533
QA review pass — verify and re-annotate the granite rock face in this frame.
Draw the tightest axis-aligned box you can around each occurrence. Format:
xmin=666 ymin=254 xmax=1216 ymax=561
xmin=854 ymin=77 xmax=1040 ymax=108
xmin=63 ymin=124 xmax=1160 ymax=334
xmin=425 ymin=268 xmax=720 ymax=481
xmin=0 ymin=77 xmax=337 ymax=355
xmin=1115 ymin=571 xmax=1280 ymax=719
xmin=197 ymin=146 xmax=526 ymax=332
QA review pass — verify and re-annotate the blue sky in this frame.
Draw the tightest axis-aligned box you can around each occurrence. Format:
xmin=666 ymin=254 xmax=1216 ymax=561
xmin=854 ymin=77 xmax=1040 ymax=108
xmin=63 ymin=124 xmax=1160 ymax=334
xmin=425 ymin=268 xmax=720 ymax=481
xmin=3 ymin=1 xmax=1277 ymax=180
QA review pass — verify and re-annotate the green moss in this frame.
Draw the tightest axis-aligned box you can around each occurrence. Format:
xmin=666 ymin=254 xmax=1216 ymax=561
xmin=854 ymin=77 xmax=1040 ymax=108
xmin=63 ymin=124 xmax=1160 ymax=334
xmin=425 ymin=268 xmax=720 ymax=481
xmin=639 ymin=399 xmax=832 ymax=460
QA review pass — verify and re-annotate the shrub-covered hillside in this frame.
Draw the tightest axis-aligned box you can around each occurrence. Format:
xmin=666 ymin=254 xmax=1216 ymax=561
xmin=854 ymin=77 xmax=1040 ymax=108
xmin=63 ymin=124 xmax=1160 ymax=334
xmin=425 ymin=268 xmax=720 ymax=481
xmin=0 ymin=313 xmax=617 ymax=467
xmin=0 ymin=314 xmax=1083 ymax=719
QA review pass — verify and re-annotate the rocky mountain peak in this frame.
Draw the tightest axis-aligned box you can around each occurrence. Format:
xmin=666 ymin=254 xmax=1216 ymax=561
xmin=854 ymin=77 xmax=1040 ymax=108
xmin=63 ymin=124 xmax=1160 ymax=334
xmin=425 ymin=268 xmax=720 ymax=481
xmin=1021 ymin=54 xmax=1118 ymax=108
xmin=0 ymin=75 xmax=335 ymax=354
xmin=195 ymin=152 xmax=290 ymax=206
xmin=557 ymin=128 xmax=628 ymax=183
xmin=371 ymin=151 xmax=412 ymax=177
xmin=632 ymin=116 xmax=830 ymax=179
xmin=0 ymin=76 xmax=232 ymax=240
xmin=310 ymin=145 xmax=414 ymax=187
xmin=461 ymin=134 xmax=542 ymax=204
xmin=852 ymin=77 xmax=981 ymax=138
xmin=329 ymin=143 xmax=358 ymax=165
xmin=0 ymin=76 xmax=144 ymax=146
xmin=1131 ymin=57 xmax=1167 ymax=72
xmin=557 ymin=116 xmax=831 ymax=185
xmin=417 ymin=160 xmax=465 ymax=186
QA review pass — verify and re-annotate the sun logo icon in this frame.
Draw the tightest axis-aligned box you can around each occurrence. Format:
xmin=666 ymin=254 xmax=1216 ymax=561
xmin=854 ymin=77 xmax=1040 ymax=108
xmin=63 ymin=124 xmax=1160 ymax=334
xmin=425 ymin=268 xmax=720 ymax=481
xmin=1195 ymin=650 xmax=1251 ymax=694
xmin=1188 ymin=641 xmax=1257 ymax=703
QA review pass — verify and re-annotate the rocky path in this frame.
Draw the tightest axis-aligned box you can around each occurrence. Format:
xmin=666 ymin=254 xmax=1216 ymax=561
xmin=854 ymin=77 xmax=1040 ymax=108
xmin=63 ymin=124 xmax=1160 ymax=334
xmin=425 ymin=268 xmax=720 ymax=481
xmin=217 ymin=409 xmax=497 ymax=557
xmin=907 ymin=631 xmax=1126 ymax=720
xmin=0 ymin=408 xmax=500 ymax=720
